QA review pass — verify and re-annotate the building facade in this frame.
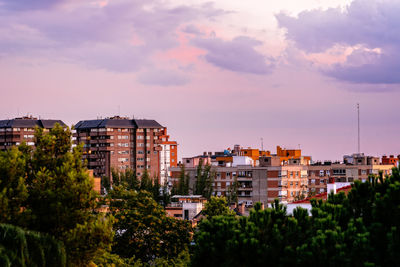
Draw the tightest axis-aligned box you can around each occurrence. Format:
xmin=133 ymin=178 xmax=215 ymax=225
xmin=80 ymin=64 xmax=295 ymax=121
xmin=0 ymin=116 xmax=66 ymax=150
xmin=169 ymin=147 xmax=396 ymax=207
xmin=73 ymin=116 xmax=176 ymax=182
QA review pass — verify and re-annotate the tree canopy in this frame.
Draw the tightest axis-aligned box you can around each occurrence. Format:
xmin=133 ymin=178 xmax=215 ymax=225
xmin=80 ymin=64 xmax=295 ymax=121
xmin=0 ymin=124 xmax=113 ymax=266
xmin=107 ymin=184 xmax=192 ymax=264
xmin=193 ymin=167 xmax=400 ymax=267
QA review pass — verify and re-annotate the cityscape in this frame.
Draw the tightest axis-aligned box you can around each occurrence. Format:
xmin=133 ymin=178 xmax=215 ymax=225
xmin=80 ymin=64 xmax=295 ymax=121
xmin=1 ymin=0 xmax=400 ymax=266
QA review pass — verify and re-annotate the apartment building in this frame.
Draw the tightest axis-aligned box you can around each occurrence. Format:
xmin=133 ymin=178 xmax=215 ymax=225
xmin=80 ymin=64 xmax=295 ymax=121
xmin=308 ymin=153 xmax=394 ymax=195
xmin=170 ymin=145 xmax=311 ymax=206
xmin=73 ymin=116 xmax=177 ymax=182
xmin=0 ymin=116 xmax=66 ymax=150
xmin=170 ymin=163 xmax=269 ymax=207
xmin=382 ymin=155 xmax=399 ymax=166
xmin=169 ymin=145 xmax=398 ymax=206
xmin=159 ymin=140 xmax=178 ymax=185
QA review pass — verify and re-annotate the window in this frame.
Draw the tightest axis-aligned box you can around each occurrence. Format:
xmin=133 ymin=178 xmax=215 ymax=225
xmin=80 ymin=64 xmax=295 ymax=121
xmin=171 ymin=152 xmax=175 ymax=156
xmin=118 ymin=135 xmax=129 ymax=140
xmin=172 ymin=159 xmax=175 ymax=162
xmin=137 ymin=135 xmax=144 ymax=140
xmin=319 ymin=170 xmax=324 ymax=176
xmin=118 ymin=151 xmax=129 ymax=154
xmin=137 ymin=150 xmax=144 ymax=154
xmin=326 ymin=170 xmax=330 ymax=176
xmin=118 ymin=143 xmax=129 ymax=147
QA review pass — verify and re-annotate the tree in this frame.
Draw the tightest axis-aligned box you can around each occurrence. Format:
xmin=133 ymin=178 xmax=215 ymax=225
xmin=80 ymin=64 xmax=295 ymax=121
xmin=0 ymin=124 xmax=114 ymax=265
xmin=203 ymin=196 xmax=233 ymax=217
xmin=111 ymin=169 xmax=139 ymax=191
xmin=172 ymin=165 xmax=190 ymax=196
xmin=194 ymin=161 xmax=214 ymax=199
xmin=0 ymin=223 xmax=66 ymax=267
xmin=226 ymin=177 xmax=238 ymax=205
xmin=193 ymin=167 xmax=400 ymax=267
xmin=107 ymin=186 xmax=192 ymax=264
xmin=0 ymin=147 xmax=29 ymax=225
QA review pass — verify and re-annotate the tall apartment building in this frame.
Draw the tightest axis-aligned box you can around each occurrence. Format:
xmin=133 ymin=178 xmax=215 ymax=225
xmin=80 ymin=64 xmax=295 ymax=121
xmin=73 ymin=116 xmax=177 ymax=183
xmin=0 ymin=116 xmax=66 ymax=150
xmin=160 ymin=140 xmax=178 ymax=185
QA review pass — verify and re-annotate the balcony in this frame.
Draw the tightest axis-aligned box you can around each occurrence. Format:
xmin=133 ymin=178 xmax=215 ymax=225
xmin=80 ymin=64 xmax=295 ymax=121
xmin=238 ymin=187 xmax=253 ymax=191
xmin=88 ymin=161 xmax=103 ymax=167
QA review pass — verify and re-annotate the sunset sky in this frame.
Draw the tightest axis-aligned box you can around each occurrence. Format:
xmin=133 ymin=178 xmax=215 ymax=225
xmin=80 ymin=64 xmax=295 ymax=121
xmin=1 ymin=0 xmax=399 ymax=161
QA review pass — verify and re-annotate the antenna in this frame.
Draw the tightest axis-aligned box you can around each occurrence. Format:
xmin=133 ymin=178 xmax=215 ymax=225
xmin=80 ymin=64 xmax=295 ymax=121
xmin=118 ymin=105 xmax=120 ymax=116
xmin=357 ymin=103 xmax=360 ymax=153
xmin=260 ymin=137 xmax=264 ymax=151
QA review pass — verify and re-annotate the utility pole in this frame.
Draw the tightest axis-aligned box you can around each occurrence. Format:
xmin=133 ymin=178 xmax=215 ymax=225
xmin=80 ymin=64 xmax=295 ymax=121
xmin=357 ymin=103 xmax=360 ymax=154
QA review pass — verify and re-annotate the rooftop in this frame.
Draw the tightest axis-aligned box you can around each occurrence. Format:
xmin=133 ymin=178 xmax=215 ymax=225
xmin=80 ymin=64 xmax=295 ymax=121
xmin=74 ymin=117 xmax=163 ymax=129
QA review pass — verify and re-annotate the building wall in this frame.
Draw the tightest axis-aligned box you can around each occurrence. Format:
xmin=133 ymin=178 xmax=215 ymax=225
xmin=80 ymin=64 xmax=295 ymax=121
xmin=74 ymin=118 xmax=177 ymax=181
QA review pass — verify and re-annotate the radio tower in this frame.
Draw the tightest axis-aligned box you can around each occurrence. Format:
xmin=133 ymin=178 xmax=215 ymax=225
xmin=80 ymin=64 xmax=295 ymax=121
xmin=357 ymin=103 xmax=360 ymax=153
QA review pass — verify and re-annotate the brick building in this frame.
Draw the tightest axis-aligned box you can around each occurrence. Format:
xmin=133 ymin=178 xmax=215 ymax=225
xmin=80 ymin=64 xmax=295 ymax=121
xmin=0 ymin=116 xmax=66 ymax=150
xmin=73 ymin=116 xmax=176 ymax=182
xmin=170 ymin=146 xmax=396 ymax=207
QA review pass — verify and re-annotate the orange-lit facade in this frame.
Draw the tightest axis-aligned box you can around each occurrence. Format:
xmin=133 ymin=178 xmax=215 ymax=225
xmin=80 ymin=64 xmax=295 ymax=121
xmin=382 ymin=155 xmax=399 ymax=166
xmin=74 ymin=116 xmax=177 ymax=183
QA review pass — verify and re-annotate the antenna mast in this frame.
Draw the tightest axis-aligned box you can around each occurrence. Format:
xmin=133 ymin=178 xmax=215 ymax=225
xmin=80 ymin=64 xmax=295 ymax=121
xmin=357 ymin=103 xmax=360 ymax=153
xmin=261 ymin=137 xmax=264 ymax=151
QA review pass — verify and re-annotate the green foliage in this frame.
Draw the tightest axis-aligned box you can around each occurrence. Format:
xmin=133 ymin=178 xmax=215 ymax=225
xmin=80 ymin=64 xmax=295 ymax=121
xmin=0 ymin=124 xmax=113 ymax=265
xmin=194 ymin=161 xmax=214 ymax=199
xmin=0 ymin=147 xmax=29 ymax=224
xmin=111 ymin=169 xmax=140 ymax=191
xmin=107 ymin=186 xmax=192 ymax=264
xmin=193 ymin=167 xmax=400 ymax=267
xmin=173 ymin=165 xmax=190 ymax=195
xmin=226 ymin=177 xmax=238 ymax=205
xmin=0 ymin=223 xmax=66 ymax=267
xmin=203 ymin=196 xmax=233 ymax=217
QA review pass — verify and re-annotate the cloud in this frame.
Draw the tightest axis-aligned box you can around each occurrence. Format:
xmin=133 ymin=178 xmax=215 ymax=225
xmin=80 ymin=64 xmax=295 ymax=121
xmin=0 ymin=0 xmax=66 ymax=11
xmin=137 ymin=68 xmax=190 ymax=86
xmin=182 ymin=24 xmax=204 ymax=36
xmin=277 ymin=0 xmax=400 ymax=85
xmin=0 ymin=0 xmax=227 ymax=73
xmin=192 ymin=36 xmax=273 ymax=74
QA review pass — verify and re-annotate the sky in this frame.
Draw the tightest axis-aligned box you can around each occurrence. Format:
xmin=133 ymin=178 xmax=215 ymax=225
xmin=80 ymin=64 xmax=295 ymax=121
xmin=1 ymin=0 xmax=399 ymax=162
